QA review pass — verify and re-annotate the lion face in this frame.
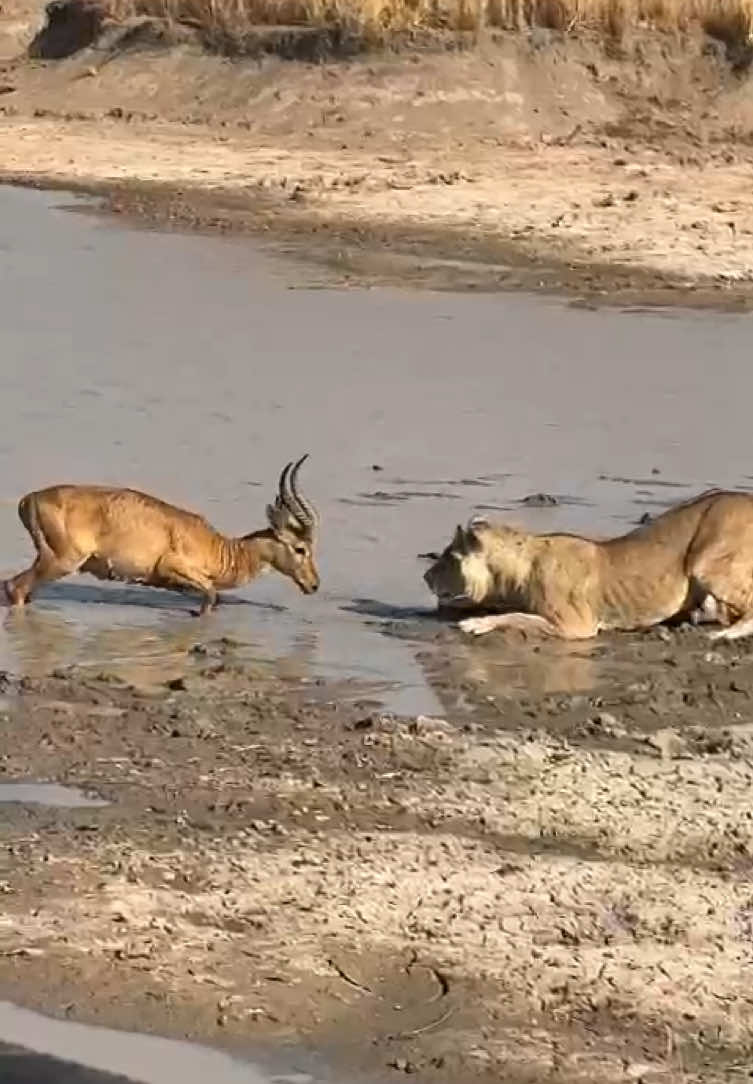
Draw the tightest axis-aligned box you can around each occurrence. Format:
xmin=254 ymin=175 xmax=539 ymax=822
xmin=423 ymin=521 xmax=494 ymax=610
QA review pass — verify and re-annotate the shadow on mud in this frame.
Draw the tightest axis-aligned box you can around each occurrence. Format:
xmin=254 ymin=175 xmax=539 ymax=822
xmin=5 ymin=581 xmax=286 ymax=614
xmin=341 ymin=597 xmax=440 ymax=623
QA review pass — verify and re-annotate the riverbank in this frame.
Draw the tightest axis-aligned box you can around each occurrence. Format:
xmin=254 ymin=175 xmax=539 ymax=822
xmin=0 ymin=626 xmax=751 ymax=1083
xmin=0 ymin=7 xmax=753 ymax=304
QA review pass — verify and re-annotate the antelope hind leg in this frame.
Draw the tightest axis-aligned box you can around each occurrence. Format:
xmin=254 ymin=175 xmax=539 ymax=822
xmin=4 ymin=551 xmax=85 ymax=608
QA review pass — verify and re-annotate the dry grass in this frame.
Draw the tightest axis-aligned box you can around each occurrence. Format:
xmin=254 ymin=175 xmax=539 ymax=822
xmin=111 ymin=0 xmax=753 ymax=47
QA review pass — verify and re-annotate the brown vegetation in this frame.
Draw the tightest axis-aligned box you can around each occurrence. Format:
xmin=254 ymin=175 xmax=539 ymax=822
xmin=110 ymin=0 xmax=753 ymax=51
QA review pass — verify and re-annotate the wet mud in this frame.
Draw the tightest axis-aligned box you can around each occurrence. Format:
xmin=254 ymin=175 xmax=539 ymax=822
xmin=54 ymin=176 xmax=753 ymax=313
xmin=0 ymin=621 xmax=751 ymax=1083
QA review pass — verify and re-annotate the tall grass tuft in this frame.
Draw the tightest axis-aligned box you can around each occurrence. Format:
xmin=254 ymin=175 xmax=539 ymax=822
xmin=111 ymin=0 xmax=753 ymax=49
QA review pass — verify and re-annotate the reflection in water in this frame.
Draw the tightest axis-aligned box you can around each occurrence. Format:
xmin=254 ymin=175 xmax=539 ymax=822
xmin=2 ymin=603 xmax=320 ymax=689
xmin=0 ymin=186 xmax=752 ymax=713
xmin=1 ymin=607 xmax=80 ymax=678
xmin=3 ymin=605 xmax=198 ymax=687
xmin=417 ymin=633 xmax=603 ymax=721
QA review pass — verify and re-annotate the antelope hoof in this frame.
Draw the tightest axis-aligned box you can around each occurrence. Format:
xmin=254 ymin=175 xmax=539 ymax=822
xmin=195 ymin=600 xmax=217 ymax=618
xmin=2 ymin=581 xmax=23 ymax=609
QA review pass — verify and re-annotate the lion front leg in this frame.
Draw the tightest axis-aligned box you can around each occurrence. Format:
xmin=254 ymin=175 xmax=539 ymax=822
xmin=459 ymin=610 xmax=601 ymax=640
xmin=459 ymin=612 xmax=560 ymax=638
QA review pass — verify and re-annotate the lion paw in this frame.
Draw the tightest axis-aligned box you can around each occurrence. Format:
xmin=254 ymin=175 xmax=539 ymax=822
xmin=459 ymin=616 xmax=497 ymax=636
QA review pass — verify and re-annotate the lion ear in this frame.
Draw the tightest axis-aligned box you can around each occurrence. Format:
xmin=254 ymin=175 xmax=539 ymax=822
xmin=468 ymin=515 xmax=489 ymax=531
xmin=465 ymin=516 xmax=488 ymax=550
xmin=452 ymin=523 xmax=466 ymax=550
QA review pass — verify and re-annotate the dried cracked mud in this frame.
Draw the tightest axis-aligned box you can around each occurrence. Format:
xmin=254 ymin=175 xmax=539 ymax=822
xmin=0 ymin=625 xmax=751 ymax=1083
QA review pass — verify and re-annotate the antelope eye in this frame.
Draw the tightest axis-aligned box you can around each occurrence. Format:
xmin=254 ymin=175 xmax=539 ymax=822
xmin=294 ymin=545 xmax=307 ymax=556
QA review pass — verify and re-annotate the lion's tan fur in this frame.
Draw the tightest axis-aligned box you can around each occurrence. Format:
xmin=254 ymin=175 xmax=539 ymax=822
xmin=423 ymin=489 xmax=753 ymax=641
xmin=4 ymin=462 xmax=319 ymax=616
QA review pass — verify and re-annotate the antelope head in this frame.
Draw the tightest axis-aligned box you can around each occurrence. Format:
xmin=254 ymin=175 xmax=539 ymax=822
xmin=264 ymin=454 xmax=320 ymax=595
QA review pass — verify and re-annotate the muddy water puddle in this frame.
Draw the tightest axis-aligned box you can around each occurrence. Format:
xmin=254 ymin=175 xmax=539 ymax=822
xmin=0 ymin=781 xmax=108 ymax=806
xmin=0 ymin=185 xmax=752 ymax=712
xmin=0 ymin=1002 xmax=359 ymax=1084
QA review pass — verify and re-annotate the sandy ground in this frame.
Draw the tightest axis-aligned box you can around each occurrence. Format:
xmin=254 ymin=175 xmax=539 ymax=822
xmin=0 ymin=625 xmax=752 ymax=1083
xmin=0 ymin=15 xmax=751 ymax=302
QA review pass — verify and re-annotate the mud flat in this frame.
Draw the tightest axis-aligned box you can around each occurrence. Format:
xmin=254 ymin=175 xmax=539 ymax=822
xmin=0 ymin=0 xmax=753 ymax=304
xmin=0 ymin=625 xmax=751 ymax=1083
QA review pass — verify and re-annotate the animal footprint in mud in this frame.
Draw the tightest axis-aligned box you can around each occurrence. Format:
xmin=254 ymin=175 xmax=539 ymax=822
xmin=459 ymin=615 xmax=498 ymax=636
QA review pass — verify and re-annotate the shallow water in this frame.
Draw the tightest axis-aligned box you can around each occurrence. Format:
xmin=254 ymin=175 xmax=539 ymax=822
xmin=0 ymin=782 xmax=108 ymax=806
xmin=0 ymin=1002 xmax=360 ymax=1083
xmin=0 ymin=185 xmax=752 ymax=710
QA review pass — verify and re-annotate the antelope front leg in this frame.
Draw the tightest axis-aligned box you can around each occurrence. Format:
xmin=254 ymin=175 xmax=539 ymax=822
xmin=198 ymin=588 xmax=219 ymax=617
xmin=459 ymin=612 xmax=561 ymax=638
xmin=154 ymin=557 xmax=217 ymax=617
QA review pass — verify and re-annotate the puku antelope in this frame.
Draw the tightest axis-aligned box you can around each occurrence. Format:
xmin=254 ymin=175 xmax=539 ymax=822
xmin=423 ymin=488 xmax=753 ymax=642
xmin=4 ymin=456 xmax=320 ymax=616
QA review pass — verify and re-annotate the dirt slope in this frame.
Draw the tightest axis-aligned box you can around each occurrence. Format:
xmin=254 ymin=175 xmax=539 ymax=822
xmin=0 ymin=5 xmax=752 ymax=302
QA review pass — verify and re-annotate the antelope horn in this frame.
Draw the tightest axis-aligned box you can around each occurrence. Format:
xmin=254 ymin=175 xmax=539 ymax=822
xmin=289 ymin=454 xmax=318 ymax=532
xmin=277 ymin=461 xmax=293 ymax=507
xmin=268 ymin=460 xmax=295 ymax=526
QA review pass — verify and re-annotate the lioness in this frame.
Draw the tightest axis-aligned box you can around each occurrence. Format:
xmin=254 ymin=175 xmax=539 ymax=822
xmin=423 ymin=488 xmax=753 ymax=641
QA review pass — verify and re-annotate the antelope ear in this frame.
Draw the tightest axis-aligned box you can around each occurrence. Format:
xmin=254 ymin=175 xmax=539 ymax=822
xmin=266 ymin=503 xmax=285 ymax=536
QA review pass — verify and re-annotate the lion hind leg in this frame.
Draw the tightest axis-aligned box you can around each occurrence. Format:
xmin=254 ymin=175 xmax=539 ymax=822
xmin=685 ymin=546 xmax=753 ymax=641
xmin=709 ymin=612 xmax=753 ymax=642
